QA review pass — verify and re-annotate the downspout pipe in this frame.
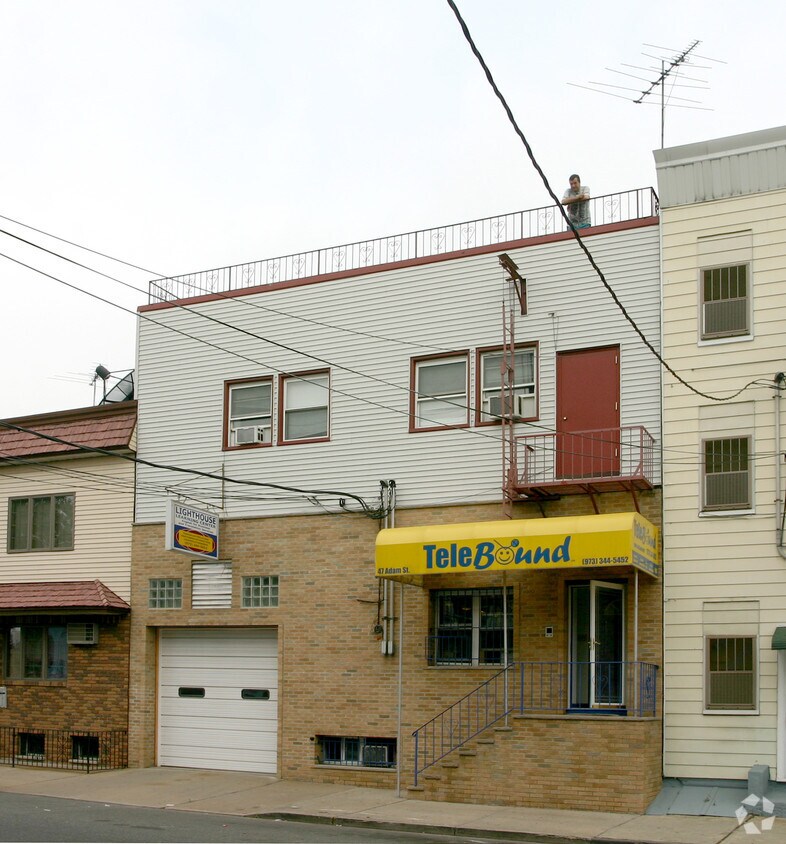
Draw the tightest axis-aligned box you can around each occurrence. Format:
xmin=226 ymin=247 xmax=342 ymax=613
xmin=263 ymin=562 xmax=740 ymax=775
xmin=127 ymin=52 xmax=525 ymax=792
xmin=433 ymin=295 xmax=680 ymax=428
xmin=775 ymin=373 xmax=786 ymax=560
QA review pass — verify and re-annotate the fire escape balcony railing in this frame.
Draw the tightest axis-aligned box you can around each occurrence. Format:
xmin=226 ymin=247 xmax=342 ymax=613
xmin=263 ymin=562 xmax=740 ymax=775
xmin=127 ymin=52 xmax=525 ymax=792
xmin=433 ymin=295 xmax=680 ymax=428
xmin=148 ymin=188 xmax=659 ymax=303
xmin=512 ymin=425 xmax=655 ymax=495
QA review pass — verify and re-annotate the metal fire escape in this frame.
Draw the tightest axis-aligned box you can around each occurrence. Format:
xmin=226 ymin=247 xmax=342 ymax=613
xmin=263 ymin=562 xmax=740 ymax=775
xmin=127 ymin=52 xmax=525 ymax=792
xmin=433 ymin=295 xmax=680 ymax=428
xmin=499 ymin=254 xmax=526 ymax=519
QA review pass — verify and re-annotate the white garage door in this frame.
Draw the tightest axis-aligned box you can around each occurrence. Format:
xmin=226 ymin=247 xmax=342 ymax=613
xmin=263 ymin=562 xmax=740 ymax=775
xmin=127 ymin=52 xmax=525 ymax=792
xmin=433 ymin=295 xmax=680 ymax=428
xmin=158 ymin=628 xmax=278 ymax=773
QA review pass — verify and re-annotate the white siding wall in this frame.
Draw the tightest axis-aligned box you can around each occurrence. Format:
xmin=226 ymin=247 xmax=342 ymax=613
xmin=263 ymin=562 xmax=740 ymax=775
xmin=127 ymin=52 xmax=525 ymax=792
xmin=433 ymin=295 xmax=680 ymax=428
xmin=661 ymin=186 xmax=786 ymax=779
xmin=135 ymin=224 xmax=661 ymax=523
xmin=0 ymin=455 xmax=135 ymax=601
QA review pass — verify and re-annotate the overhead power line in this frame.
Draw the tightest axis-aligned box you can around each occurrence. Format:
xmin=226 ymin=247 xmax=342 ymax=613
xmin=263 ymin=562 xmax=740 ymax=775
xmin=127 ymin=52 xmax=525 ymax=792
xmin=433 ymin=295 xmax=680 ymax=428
xmin=444 ymin=0 xmax=745 ymax=404
xmin=0 ymin=420 xmax=389 ymax=519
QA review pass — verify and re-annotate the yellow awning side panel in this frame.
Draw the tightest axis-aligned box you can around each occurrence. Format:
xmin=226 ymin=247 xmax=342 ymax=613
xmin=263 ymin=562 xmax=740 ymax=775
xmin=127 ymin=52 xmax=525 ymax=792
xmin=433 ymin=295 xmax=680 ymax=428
xmin=376 ymin=512 xmax=658 ymax=582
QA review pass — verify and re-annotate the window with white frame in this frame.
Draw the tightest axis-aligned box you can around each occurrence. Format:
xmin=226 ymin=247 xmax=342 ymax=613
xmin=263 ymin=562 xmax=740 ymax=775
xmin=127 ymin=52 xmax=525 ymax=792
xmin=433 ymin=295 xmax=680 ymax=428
xmin=281 ymin=372 xmax=329 ymax=442
xmin=703 ymin=436 xmax=751 ymax=511
xmin=226 ymin=380 xmax=272 ymax=447
xmin=242 ymin=576 xmax=279 ymax=607
xmin=701 ymin=264 xmax=750 ymax=340
xmin=6 ymin=626 xmax=68 ymax=679
xmin=149 ymin=578 xmax=182 ymax=609
xmin=8 ymin=494 xmax=75 ymax=552
xmin=705 ymin=636 xmax=756 ymax=711
xmin=479 ymin=347 xmax=536 ymax=423
xmin=413 ymin=355 xmax=468 ymax=429
xmin=429 ymin=587 xmax=513 ymax=666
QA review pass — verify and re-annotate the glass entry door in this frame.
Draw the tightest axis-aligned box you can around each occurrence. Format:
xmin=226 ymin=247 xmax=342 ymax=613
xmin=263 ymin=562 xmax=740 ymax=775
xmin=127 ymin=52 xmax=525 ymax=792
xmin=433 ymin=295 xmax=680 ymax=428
xmin=569 ymin=581 xmax=625 ymax=709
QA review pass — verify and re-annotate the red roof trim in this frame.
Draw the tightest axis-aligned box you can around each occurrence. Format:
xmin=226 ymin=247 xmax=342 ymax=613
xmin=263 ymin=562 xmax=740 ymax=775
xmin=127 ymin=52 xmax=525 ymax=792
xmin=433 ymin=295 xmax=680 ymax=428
xmin=0 ymin=580 xmax=130 ymax=612
xmin=140 ymin=217 xmax=659 ymax=313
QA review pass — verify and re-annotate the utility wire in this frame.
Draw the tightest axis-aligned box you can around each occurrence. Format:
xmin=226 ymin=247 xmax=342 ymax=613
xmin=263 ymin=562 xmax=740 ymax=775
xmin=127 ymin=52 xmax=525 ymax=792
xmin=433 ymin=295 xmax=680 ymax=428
xmin=0 ymin=213 xmax=451 ymax=352
xmin=0 ymin=420 xmax=388 ymax=519
xmin=444 ymin=0 xmax=752 ymax=404
xmin=0 ymin=245 xmax=771 ymax=465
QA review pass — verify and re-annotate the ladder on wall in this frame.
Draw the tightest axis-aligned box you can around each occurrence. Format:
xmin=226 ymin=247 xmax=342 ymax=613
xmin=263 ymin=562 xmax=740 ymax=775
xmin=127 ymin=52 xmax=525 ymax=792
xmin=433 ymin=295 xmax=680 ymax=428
xmin=499 ymin=254 xmax=526 ymax=519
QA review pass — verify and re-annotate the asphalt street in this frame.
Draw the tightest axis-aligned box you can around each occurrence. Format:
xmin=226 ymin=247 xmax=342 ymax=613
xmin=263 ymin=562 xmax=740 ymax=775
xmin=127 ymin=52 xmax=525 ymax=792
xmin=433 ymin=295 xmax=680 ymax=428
xmin=0 ymin=793 xmax=531 ymax=844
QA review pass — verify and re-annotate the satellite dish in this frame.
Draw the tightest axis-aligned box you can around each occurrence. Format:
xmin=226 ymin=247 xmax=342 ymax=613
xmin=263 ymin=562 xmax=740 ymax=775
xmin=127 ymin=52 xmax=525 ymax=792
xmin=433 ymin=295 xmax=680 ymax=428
xmin=101 ymin=371 xmax=135 ymax=404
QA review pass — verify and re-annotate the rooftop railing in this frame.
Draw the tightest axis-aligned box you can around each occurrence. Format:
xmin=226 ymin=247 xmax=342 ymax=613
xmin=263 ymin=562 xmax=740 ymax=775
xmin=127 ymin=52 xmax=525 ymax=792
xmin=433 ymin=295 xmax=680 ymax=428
xmin=149 ymin=187 xmax=659 ymax=304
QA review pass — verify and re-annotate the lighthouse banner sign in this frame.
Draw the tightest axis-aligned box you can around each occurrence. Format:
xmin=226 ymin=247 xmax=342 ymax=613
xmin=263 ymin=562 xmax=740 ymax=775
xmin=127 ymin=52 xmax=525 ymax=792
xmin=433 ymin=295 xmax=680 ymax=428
xmin=165 ymin=500 xmax=219 ymax=560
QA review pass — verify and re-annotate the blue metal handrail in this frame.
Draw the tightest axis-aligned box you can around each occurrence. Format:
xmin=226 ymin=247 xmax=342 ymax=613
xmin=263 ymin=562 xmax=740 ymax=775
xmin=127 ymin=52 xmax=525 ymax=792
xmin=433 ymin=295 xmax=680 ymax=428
xmin=412 ymin=661 xmax=658 ymax=785
xmin=412 ymin=664 xmax=513 ymax=786
xmin=148 ymin=187 xmax=659 ymax=304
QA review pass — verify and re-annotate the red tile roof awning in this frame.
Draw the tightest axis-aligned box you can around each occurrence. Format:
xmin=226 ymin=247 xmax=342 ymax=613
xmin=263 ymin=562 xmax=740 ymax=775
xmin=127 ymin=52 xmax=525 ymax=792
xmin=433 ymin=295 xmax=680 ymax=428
xmin=0 ymin=580 xmax=130 ymax=614
xmin=0 ymin=401 xmax=136 ymax=460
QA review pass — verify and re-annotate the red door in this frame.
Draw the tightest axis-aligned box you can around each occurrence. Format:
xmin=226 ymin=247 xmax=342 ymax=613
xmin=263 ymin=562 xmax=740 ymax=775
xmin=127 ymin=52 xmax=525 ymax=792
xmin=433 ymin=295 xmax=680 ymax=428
xmin=556 ymin=346 xmax=620 ymax=478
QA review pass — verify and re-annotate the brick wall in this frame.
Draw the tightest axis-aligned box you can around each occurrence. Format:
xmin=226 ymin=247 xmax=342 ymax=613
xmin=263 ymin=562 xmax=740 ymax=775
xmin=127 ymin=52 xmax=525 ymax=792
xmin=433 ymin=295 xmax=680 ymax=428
xmin=129 ymin=490 xmax=662 ymax=809
xmin=412 ymin=714 xmax=662 ymax=813
xmin=0 ymin=616 xmax=130 ymax=732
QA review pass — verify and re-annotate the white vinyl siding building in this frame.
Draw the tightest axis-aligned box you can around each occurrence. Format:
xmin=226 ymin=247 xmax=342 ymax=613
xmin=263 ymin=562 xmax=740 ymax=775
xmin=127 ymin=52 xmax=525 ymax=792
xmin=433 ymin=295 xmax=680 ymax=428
xmin=135 ymin=223 xmax=661 ymax=524
xmin=656 ymin=126 xmax=786 ymax=781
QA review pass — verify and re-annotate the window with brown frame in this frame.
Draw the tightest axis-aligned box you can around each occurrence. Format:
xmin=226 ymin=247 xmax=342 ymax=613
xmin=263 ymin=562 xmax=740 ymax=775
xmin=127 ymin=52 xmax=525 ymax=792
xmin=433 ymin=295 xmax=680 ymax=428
xmin=477 ymin=346 xmax=537 ymax=424
xmin=224 ymin=379 xmax=273 ymax=448
xmin=412 ymin=354 xmax=469 ymax=430
xmin=8 ymin=494 xmax=75 ymax=552
xmin=280 ymin=371 xmax=330 ymax=443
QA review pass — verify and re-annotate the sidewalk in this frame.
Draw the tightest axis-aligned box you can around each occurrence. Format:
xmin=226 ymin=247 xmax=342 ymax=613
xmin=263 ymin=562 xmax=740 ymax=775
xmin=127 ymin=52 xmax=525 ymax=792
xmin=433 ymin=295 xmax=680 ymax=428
xmin=0 ymin=765 xmax=782 ymax=843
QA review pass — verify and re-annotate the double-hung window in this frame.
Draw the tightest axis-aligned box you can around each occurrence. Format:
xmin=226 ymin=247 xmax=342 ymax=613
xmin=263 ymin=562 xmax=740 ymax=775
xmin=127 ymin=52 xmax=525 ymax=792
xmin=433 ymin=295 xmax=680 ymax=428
xmin=6 ymin=626 xmax=68 ymax=679
xmin=429 ymin=587 xmax=513 ymax=666
xmin=705 ymin=636 xmax=756 ymax=711
xmin=226 ymin=379 xmax=272 ymax=447
xmin=8 ymin=494 xmax=75 ymax=552
xmin=478 ymin=346 xmax=536 ymax=423
xmin=701 ymin=264 xmax=750 ymax=340
xmin=702 ymin=436 xmax=751 ymax=511
xmin=412 ymin=354 xmax=469 ymax=430
xmin=281 ymin=371 xmax=330 ymax=443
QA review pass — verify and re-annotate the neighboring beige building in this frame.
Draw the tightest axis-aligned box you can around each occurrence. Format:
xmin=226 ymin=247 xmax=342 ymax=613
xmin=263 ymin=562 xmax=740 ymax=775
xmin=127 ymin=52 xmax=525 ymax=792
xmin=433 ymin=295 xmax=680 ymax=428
xmin=656 ymin=126 xmax=786 ymax=783
xmin=0 ymin=401 xmax=136 ymax=769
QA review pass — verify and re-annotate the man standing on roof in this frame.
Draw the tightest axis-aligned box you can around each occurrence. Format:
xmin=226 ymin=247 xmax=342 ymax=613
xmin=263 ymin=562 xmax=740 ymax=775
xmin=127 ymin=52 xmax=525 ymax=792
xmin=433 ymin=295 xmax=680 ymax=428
xmin=561 ymin=174 xmax=591 ymax=230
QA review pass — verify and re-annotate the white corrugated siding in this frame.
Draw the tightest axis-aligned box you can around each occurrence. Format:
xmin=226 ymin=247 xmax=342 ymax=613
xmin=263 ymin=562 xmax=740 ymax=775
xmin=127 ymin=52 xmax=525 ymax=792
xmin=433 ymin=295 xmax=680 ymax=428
xmin=655 ymin=126 xmax=786 ymax=208
xmin=157 ymin=627 xmax=278 ymax=773
xmin=134 ymin=224 xmax=661 ymax=523
xmin=660 ymin=172 xmax=786 ymax=779
xmin=0 ymin=455 xmax=134 ymax=601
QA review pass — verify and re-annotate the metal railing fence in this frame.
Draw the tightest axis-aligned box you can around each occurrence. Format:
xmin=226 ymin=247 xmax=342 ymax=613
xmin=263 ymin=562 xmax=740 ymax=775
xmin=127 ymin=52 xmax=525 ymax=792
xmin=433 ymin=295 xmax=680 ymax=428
xmin=0 ymin=728 xmax=128 ymax=772
xmin=516 ymin=425 xmax=655 ymax=488
xmin=412 ymin=661 xmax=658 ymax=785
xmin=149 ymin=188 xmax=659 ymax=303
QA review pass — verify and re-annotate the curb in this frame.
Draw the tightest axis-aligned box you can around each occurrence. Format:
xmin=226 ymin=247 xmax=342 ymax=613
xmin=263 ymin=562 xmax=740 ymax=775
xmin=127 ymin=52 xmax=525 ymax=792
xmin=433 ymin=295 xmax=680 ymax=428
xmin=249 ymin=811 xmax=654 ymax=844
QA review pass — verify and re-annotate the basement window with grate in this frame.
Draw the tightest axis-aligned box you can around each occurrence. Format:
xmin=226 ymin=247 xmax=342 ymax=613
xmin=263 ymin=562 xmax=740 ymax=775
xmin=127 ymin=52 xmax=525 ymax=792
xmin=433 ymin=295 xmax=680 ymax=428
xmin=316 ymin=736 xmax=396 ymax=769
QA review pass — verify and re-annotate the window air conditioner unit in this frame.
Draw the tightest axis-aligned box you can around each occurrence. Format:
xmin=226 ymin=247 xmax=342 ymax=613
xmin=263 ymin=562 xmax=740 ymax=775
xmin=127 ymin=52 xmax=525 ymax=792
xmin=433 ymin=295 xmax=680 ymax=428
xmin=488 ymin=394 xmax=534 ymax=420
xmin=234 ymin=426 xmax=269 ymax=445
xmin=67 ymin=623 xmax=99 ymax=645
xmin=363 ymin=744 xmax=390 ymax=767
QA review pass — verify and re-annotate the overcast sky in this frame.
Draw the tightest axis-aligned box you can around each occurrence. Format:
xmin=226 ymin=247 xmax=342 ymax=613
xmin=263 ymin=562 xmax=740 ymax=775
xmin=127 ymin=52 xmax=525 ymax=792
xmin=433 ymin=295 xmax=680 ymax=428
xmin=1 ymin=0 xmax=783 ymax=418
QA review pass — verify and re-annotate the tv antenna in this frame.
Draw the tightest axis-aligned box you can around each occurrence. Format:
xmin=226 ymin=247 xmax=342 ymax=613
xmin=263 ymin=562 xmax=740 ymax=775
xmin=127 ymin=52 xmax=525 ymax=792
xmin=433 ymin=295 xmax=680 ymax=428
xmin=569 ymin=40 xmax=725 ymax=148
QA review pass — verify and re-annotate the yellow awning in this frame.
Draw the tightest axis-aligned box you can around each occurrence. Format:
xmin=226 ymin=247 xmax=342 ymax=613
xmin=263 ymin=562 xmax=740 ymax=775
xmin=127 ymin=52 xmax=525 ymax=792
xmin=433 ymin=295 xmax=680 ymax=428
xmin=376 ymin=512 xmax=658 ymax=584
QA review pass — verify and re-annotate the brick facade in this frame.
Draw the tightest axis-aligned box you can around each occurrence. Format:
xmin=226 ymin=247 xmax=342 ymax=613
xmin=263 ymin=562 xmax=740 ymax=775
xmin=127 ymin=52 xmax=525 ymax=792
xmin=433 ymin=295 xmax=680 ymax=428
xmin=412 ymin=715 xmax=662 ymax=813
xmin=0 ymin=615 xmax=130 ymax=732
xmin=129 ymin=489 xmax=662 ymax=811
